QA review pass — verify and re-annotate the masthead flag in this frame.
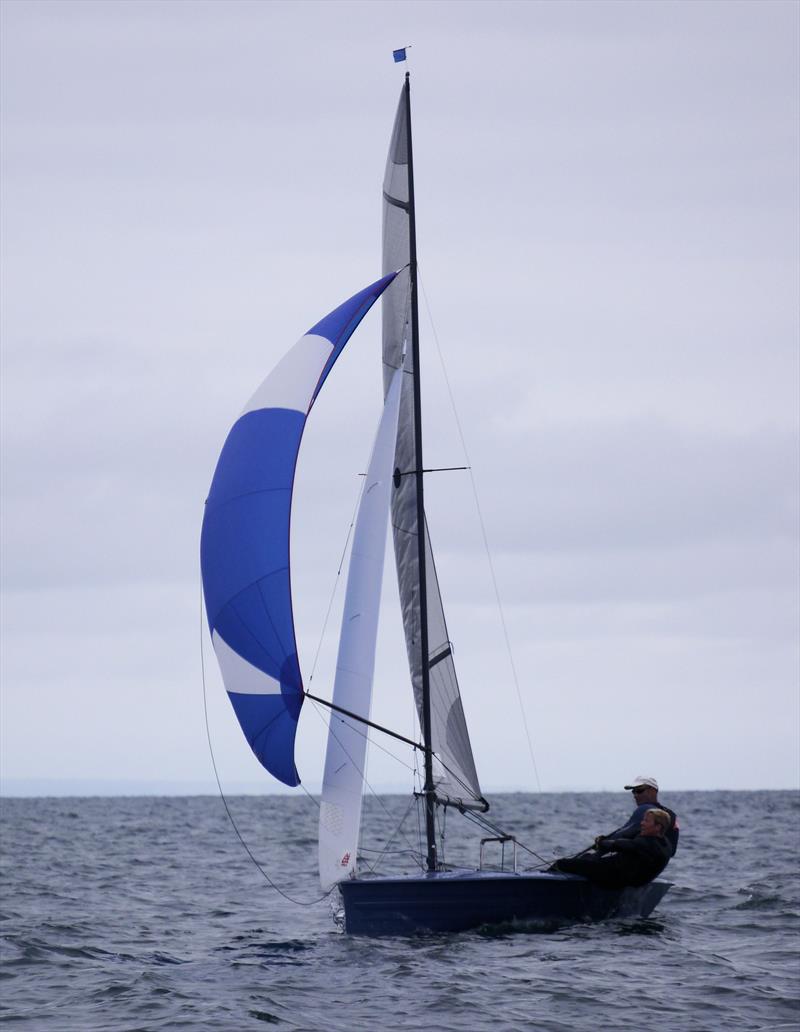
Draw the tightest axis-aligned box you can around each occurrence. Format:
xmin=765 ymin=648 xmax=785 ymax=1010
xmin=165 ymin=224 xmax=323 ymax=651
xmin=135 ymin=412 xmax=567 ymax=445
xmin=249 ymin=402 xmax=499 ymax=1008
xmin=392 ymin=48 xmax=407 ymax=63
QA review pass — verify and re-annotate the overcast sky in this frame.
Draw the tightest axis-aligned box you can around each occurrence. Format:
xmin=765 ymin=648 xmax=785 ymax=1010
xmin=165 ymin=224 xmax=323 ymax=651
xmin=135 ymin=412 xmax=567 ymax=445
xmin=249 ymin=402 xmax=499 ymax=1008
xmin=1 ymin=0 xmax=798 ymax=797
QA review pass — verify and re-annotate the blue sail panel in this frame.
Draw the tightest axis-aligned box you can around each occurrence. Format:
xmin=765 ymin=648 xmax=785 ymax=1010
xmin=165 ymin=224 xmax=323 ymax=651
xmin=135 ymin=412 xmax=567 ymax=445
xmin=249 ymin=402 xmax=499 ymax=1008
xmin=228 ymin=693 xmax=301 ymax=787
xmin=200 ymin=272 xmax=397 ymax=787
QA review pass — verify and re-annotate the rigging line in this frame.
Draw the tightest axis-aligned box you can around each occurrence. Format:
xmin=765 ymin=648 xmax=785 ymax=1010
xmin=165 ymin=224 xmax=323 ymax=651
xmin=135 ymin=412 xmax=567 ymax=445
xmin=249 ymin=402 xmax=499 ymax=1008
xmin=463 ymin=803 xmax=510 ymax=835
xmin=299 ymin=782 xmax=321 ymax=811
xmin=199 ymin=583 xmax=333 ymax=908
xmin=306 ymin=693 xmax=417 ymax=774
xmin=460 ymin=806 xmax=510 ymax=841
xmin=413 ymin=756 xmax=424 ymax=865
xmin=392 ymin=465 xmax=470 ymax=476
xmin=512 ymin=841 xmax=552 ymax=866
xmin=305 ymin=697 xmax=427 ymax=866
xmin=459 ymin=805 xmax=551 ymax=866
xmin=460 ymin=803 xmax=523 ymax=849
xmin=347 ymin=723 xmax=416 ymax=772
xmin=307 ymin=697 xmax=425 ymax=858
xmin=307 ymin=473 xmax=365 ymax=686
xmin=306 ymin=690 xmax=423 ymax=755
xmin=362 ymin=794 xmax=423 ymax=875
xmin=307 ymin=695 xmax=418 ymax=796
xmin=307 ymin=688 xmax=487 ymax=807
xmin=358 ymin=845 xmax=422 ymax=857
xmin=418 ymin=268 xmax=542 ymax=792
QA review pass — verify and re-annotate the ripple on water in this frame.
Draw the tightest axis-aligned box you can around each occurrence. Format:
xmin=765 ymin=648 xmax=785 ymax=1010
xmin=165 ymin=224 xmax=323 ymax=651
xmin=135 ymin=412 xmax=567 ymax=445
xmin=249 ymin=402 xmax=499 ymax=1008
xmin=1 ymin=792 xmax=799 ymax=1032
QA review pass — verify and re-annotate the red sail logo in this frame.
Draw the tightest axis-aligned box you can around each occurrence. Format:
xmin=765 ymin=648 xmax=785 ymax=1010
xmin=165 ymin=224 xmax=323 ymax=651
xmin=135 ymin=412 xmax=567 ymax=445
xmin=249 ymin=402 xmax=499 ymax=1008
xmin=340 ymin=852 xmax=350 ymax=866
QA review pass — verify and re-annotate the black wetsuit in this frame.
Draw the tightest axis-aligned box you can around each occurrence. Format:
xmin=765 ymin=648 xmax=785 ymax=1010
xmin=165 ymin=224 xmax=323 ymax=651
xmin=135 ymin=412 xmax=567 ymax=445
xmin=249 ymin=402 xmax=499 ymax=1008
xmin=555 ymin=833 xmax=672 ymax=889
xmin=607 ymin=802 xmax=680 ymax=856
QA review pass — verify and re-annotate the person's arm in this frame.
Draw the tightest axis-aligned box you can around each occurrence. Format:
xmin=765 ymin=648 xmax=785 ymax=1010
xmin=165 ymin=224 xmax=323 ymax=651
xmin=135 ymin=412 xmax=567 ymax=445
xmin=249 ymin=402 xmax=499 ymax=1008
xmin=603 ymin=805 xmax=647 ymax=842
xmin=597 ymin=836 xmax=640 ymax=855
xmin=604 ymin=824 xmax=638 ymax=842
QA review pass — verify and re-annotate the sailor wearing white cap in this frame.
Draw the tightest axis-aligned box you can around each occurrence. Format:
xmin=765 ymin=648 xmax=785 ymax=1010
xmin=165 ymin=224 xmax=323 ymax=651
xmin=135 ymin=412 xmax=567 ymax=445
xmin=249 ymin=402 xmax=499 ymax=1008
xmin=597 ymin=776 xmax=679 ymax=856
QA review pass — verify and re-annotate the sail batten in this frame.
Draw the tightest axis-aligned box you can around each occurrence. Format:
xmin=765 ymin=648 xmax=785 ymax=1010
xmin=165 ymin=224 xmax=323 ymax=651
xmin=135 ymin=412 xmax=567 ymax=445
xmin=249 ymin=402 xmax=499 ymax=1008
xmin=200 ymin=273 xmax=397 ymax=787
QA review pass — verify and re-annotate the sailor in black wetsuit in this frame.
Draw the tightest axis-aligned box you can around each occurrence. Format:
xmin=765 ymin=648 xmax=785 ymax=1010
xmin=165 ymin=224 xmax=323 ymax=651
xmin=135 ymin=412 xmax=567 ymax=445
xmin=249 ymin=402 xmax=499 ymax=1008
xmin=603 ymin=775 xmax=679 ymax=856
xmin=553 ymin=809 xmax=672 ymax=889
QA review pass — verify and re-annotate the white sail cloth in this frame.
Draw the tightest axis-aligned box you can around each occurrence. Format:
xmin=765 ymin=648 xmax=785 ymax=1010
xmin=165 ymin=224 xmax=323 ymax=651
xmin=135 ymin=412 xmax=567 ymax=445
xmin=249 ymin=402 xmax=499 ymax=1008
xmin=318 ymin=368 xmax=404 ymax=890
xmin=381 ymin=88 xmax=484 ymax=808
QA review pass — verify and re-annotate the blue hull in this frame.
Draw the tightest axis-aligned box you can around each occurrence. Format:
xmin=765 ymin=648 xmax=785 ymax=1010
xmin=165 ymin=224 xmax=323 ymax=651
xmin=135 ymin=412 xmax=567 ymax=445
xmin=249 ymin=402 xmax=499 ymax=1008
xmin=339 ymin=870 xmax=671 ymax=936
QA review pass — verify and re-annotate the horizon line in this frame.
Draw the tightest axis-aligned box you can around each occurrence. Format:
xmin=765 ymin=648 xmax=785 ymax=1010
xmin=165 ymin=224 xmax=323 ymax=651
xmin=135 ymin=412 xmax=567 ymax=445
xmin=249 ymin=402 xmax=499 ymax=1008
xmin=2 ymin=778 xmax=798 ymax=798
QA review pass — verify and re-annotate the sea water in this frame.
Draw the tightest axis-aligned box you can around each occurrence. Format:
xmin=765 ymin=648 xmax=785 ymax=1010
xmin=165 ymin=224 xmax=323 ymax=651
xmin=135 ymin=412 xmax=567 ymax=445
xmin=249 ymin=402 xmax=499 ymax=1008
xmin=1 ymin=791 xmax=798 ymax=1031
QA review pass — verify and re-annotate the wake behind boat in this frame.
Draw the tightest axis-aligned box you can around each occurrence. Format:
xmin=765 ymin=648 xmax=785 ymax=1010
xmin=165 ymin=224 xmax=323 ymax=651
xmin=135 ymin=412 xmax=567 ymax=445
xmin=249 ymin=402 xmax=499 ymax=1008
xmin=200 ymin=71 xmax=671 ymax=935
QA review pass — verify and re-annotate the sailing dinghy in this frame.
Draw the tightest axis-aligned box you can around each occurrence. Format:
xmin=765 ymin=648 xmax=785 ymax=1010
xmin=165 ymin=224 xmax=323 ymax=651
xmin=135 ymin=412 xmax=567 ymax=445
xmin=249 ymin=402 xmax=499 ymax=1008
xmin=200 ymin=74 xmax=670 ymax=935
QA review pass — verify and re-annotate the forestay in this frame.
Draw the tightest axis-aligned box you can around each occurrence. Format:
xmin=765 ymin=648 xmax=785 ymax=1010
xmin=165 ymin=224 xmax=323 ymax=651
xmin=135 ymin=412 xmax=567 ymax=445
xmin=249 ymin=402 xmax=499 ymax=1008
xmin=381 ymin=87 xmax=484 ymax=808
xmin=200 ymin=273 xmax=397 ymax=787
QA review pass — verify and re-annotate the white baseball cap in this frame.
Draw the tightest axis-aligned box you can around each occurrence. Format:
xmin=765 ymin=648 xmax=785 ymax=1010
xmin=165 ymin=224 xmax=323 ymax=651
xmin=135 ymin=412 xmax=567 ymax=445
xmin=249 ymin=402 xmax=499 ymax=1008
xmin=624 ymin=776 xmax=659 ymax=791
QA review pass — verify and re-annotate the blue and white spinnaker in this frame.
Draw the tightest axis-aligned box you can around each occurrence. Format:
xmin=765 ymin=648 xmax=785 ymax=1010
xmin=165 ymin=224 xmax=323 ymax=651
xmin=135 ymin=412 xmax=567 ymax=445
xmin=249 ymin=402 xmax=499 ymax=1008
xmin=200 ymin=273 xmax=397 ymax=787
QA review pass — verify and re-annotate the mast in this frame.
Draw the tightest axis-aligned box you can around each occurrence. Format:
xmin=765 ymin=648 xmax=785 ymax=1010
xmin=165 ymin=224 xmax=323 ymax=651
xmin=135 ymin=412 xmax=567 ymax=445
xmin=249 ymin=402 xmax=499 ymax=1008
xmin=404 ymin=72 xmax=437 ymax=873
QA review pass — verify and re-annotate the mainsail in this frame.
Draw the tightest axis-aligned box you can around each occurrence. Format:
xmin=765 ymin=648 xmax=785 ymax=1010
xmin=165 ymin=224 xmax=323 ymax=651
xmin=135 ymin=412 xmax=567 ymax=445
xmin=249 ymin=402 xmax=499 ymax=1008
xmin=318 ymin=367 xmax=404 ymax=890
xmin=381 ymin=85 xmax=484 ymax=808
xmin=200 ymin=273 xmax=397 ymax=787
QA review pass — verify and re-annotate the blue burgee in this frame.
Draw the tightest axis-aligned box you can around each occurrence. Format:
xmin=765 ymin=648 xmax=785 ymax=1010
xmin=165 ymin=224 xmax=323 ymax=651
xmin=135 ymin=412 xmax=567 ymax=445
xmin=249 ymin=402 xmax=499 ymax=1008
xmin=393 ymin=48 xmax=406 ymax=63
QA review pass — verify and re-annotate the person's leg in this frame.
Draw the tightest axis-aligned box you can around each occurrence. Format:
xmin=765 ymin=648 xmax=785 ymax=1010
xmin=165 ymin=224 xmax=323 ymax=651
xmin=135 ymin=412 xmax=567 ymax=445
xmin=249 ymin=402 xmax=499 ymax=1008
xmin=554 ymin=855 xmax=625 ymax=889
